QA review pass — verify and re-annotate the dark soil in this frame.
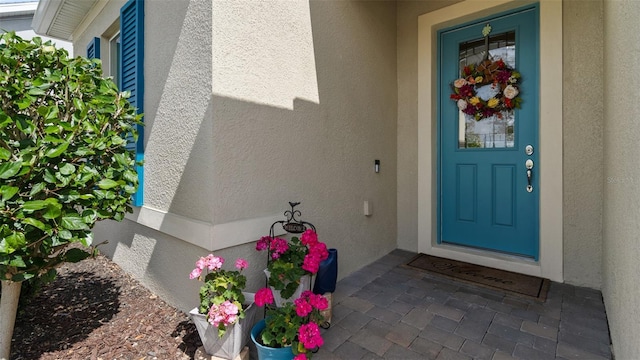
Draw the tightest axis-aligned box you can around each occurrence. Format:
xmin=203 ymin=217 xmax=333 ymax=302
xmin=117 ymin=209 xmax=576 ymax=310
xmin=9 ymin=250 xmax=204 ymax=360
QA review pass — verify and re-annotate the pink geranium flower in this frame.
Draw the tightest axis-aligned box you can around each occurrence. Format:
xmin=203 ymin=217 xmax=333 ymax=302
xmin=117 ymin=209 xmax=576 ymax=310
xmin=205 ymin=254 xmax=224 ymax=271
xmin=294 ymin=296 xmax=313 ymax=317
xmin=255 ymin=287 xmax=274 ymax=307
xmin=300 ymin=229 xmax=318 ymax=246
xmin=189 ymin=267 xmax=202 ymax=279
xmin=235 ymin=258 xmax=248 ymax=270
xmin=298 ymin=322 xmax=323 ymax=349
xmin=308 ymin=293 xmax=328 ymax=311
xmin=189 ymin=252 xmax=249 ymax=338
xmin=256 ymin=236 xmax=271 ymax=251
xmin=293 ymin=354 xmax=308 ymax=360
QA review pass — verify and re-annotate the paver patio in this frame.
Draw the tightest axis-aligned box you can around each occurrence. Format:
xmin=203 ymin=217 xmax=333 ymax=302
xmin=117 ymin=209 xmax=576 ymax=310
xmin=312 ymin=250 xmax=611 ymax=360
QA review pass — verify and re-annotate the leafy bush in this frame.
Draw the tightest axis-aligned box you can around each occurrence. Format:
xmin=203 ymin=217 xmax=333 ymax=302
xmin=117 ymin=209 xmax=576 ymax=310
xmin=0 ymin=31 xmax=142 ymax=282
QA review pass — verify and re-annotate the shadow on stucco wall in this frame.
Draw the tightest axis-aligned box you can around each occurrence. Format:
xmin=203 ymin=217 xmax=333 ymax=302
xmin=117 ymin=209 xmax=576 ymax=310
xmin=96 ymin=0 xmax=399 ymax=312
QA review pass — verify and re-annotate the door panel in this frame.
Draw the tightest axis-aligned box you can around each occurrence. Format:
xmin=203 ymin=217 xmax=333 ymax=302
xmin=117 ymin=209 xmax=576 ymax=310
xmin=438 ymin=6 xmax=539 ymax=259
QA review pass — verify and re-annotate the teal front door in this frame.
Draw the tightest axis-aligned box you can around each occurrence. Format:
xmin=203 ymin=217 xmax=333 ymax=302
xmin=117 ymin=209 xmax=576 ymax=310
xmin=438 ymin=6 xmax=540 ymax=259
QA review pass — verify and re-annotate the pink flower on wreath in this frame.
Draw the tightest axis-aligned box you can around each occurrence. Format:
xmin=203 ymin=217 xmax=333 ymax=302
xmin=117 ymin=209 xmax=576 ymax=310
xmin=300 ymin=229 xmax=318 ymax=246
xmin=255 ymin=287 xmax=274 ymax=307
xmin=298 ymin=322 xmax=323 ymax=349
xmin=235 ymin=258 xmax=248 ymax=270
xmin=293 ymin=354 xmax=308 ymax=360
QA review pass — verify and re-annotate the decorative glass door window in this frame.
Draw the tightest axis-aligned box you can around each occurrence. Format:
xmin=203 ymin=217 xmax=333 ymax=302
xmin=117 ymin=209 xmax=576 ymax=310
xmin=458 ymin=31 xmax=516 ymax=148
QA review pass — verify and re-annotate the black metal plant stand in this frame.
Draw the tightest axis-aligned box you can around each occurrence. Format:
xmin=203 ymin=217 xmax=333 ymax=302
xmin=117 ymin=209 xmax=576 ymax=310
xmin=266 ymin=201 xmax=315 ymax=289
xmin=264 ymin=203 xmax=329 ymax=332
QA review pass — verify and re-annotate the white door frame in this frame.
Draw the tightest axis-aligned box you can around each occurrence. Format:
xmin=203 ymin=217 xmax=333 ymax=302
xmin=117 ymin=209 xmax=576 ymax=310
xmin=417 ymin=0 xmax=563 ymax=282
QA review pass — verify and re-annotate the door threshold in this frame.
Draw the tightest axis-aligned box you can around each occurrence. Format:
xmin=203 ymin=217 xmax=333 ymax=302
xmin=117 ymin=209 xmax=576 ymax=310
xmin=426 ymin=242 xmax=543 ymax=278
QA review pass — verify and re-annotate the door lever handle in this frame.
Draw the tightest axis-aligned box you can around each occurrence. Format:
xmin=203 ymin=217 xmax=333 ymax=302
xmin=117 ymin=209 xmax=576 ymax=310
xmin=525 ymin=159 xmax=534 ymax=192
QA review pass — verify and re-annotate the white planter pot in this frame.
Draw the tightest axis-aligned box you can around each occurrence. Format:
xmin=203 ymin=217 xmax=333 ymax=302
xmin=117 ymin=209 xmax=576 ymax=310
xmin=264 ymin=269 xmax=311 ymax=307
xmin=189 ymin=292 xmax=257 ymax=359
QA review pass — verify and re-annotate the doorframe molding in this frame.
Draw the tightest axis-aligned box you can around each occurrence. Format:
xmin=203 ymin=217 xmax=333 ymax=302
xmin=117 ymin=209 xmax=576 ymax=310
xmin=418 ymin=0 xmax=563 ymax=282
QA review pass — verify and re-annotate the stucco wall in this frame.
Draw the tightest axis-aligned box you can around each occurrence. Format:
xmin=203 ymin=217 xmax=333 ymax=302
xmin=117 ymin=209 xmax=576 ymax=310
xmin=601 ymin=0 xmax=640 ymax=357
xmin=78 ymin=0 xmax=220 ymax=311
xmin=561 ymin=1 xmax=603 ymax=288
xmin=210 ymin=0 xmax=398 ymax=278
xmin=396 ymin=0 xmax=461 ymax=252
xmin=87 ymin=0 xmax=398 ymax=311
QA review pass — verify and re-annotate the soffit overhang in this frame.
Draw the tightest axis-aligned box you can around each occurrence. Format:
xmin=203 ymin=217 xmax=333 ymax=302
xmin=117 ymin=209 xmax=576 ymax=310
xmin=32 ymin=0 xmax=98 ymax=41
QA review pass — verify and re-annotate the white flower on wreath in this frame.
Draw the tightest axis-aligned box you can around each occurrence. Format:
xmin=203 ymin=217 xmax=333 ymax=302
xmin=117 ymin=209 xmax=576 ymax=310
xmin=453 ymin=78 xmax=468 ymax=88
xmin=457 ymin=99 xmax=467 ymax=111
xmin=503 ymin=85 xmax=519 ymax=99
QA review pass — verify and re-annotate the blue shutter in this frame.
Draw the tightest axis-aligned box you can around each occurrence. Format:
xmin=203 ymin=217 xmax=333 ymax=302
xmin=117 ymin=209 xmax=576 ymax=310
xmin=120 ymin=0 xmax=144 ymax=206
xmin=86 ymin=37 xmax=100 ymax=59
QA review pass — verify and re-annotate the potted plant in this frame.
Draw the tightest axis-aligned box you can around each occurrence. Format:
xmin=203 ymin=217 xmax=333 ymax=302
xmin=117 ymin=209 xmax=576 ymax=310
xmin=188 ymin=254 xmax=257 ymax=359
xmin=256 ymin=229 xmax=329 ymax=305
xmin=251 ymin=289 xmax=328 ymax=360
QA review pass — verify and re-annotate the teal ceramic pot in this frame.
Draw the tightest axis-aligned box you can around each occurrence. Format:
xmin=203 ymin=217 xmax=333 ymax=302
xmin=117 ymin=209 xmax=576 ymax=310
xmin=250 ymin=319 xmax=295 ymax=360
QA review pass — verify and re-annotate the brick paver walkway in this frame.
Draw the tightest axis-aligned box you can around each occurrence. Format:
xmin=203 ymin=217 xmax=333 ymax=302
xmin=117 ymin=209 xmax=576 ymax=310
xmin=314 ymin=250 xmax=611 ymax=360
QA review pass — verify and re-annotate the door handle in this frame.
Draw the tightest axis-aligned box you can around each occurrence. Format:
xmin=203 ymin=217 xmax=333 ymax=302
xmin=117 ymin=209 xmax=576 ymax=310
xmin=525 ymin=159 xmax=534 ymax=192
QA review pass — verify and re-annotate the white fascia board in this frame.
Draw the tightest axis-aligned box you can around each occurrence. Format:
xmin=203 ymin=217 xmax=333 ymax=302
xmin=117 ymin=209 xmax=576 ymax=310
xmin=0 ymin=2 xmax=37 ymax=18
xmin=31 ymin=0 xmax=64 ymax=37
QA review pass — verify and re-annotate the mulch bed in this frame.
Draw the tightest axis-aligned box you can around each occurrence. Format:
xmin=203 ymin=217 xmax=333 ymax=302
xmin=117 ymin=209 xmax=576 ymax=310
xmin=9 ymin=250 xmax=205 ymax=360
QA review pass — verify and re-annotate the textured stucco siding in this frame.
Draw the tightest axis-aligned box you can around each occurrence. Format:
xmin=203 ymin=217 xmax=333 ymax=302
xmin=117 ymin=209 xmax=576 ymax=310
xmin=210 ymin=0 xmax=398 ymax=279
xmin=77 ymin=0 xmax=220 ymax=311
xmin=562 ymin=1 xmax=603 ymax=288
xmin=86 ymin=0 xmax=397 ymax=311
xmin=601 ymin=0 xmax=640 ymax=357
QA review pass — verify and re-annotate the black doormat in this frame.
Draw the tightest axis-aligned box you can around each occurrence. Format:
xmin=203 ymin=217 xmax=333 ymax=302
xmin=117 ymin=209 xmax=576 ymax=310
xmin=406 ymin=254 xmax=549 ymax=301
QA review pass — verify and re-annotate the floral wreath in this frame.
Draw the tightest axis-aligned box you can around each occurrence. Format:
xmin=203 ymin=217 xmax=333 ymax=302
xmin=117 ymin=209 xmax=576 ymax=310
xmin=450 ymin=58 xmax=522 ymax=121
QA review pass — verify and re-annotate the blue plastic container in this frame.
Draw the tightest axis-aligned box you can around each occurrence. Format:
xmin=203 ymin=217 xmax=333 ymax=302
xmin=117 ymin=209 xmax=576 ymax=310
xmin=313 ymin=248 xmax=338 ymax=294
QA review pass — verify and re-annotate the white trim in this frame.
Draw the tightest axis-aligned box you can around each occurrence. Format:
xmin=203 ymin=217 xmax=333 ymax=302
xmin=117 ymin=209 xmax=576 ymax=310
xmin=0 ymin=2 xmax=37 ymax=18
xmin=418 ymin=0 xmax=563 ymax=282
xmin=125 ymin=206 xmax=285 ymax=251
